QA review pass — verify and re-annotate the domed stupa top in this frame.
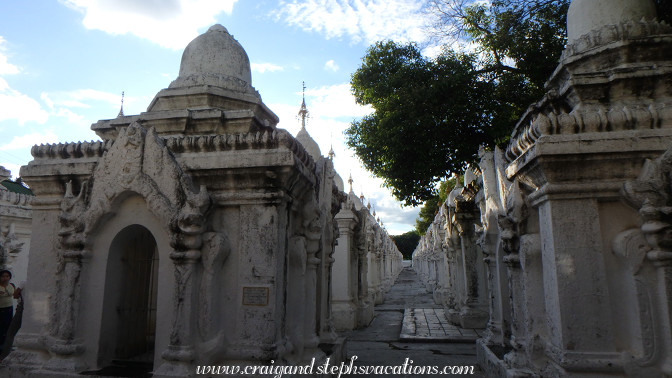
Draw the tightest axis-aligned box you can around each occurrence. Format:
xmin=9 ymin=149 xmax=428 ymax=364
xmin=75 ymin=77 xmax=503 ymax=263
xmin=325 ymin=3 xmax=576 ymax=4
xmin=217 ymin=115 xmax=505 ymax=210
xmin=169 ymin=24 xmax=254 ymax=93
xmin=296 ymin=126 xmax=322 ymax=161
xmin=334 ymin=172 xmax=344 ymax=192
xmin=567 ymin=0 xmax=657 ymax=43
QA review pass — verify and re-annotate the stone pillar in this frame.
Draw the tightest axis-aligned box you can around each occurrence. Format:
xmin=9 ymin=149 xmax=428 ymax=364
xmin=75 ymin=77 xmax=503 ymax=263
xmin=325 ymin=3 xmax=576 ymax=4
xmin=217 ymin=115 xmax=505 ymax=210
xmin=444 ymin=232 xmax=461 ymax=323
xmin=649 ymin=255 xmax=672 ymax=375
xmin=477 ymin=148 xmax=510 ymax=346
xmin=356 ymin=242 xmax=373 ymax=328
xmin=302 ymin=205 xmax=323 ymax=359
xmin=42 ymin=248 xmax=87 ymax=373
xmin=332 ymin=204 xmax=359 ymax=330
xmin=42 ymin=182 xmax=89 ymax=373
xmin=455 ymin=198 xmax=488 ymax=329
xmin=285 ymin=236 xmax=307 ymax=364
xmin=539 ymin=197 xmax=620 ymax=373
xmin=155 ymin=250 xmax=201 ymax=377
xmin=373 ymin=252 xmax=383 ymax=304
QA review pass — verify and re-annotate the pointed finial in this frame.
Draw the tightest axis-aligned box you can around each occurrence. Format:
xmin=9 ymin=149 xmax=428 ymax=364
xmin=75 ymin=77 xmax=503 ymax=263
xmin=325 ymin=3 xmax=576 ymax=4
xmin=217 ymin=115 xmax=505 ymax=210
xmin=298 ymin=82 xmax=309 ymax=130
xmin=348 ymin=173 xmax=354 ymax=193
xmin=117 ymin=91 xmax=125 ymax=117
xmin=328 ymin=132 xmax=335 ymax=159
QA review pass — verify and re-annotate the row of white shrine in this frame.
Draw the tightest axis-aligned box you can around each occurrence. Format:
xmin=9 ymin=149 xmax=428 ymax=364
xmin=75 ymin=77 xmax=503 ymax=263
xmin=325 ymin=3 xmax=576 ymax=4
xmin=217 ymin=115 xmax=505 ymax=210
xmin=412 ymin=0 xmax=672 ymax=376
xmin=0 ymin=22 xmax=402 ymax=377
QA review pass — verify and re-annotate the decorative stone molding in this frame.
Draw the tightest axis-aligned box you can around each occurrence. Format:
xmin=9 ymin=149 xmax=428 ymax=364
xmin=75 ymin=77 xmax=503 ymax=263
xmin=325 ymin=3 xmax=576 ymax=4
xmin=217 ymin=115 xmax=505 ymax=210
xmin=31 ymin=140 xmax=110 ymax=160
xmin=563 ymin=19 xmax=672 ymax=59
xmin=507 ymin=100 xmax=672 ymax=162
xmin=505 ymin=18 xmax=672 ymax=163
xmin=29 ymin=130 xmax=316 ymax=174
xmin=0 ymin=189 xmax=33 ymax=207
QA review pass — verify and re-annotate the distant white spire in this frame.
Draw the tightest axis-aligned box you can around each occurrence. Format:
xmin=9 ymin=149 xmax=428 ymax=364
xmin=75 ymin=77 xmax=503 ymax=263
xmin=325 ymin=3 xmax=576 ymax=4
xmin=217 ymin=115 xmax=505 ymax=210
xmin=298 ymin=81 xmax=309 ymax=130
xmin=117 ymin=91 xmax=125 ymax=117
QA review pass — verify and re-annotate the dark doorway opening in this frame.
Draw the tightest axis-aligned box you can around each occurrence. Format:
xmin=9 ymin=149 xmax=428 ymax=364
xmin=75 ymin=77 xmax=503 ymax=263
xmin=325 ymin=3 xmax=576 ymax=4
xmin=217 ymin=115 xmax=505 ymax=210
xmin=95 ymin=225 xmax=159 ymax=376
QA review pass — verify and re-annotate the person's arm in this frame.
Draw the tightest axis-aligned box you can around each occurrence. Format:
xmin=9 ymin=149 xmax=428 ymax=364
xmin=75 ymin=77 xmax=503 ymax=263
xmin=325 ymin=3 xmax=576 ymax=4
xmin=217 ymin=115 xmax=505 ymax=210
xmin=13 ymin=281 xmax=24 ymax=299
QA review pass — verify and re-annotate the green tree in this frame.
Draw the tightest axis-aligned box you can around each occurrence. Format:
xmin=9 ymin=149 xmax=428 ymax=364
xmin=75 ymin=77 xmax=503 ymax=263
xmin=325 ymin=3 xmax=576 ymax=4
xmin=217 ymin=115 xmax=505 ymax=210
xmin=415 ymin=178 xmax=457 ymax=235
xmin=346 ymin=0 xmax=569 ymax=206
xmin=415 ymin=196 xmax=442 ymax=235
xmin=392 ymin=231 xmax=421 ymax=260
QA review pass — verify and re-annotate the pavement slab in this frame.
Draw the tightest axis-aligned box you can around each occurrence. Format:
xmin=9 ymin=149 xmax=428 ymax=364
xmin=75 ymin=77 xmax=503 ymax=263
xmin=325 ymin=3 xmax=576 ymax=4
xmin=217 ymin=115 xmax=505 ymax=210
xmin=343 ymin=267 xmax=485 ymax=377
xmin=400 ymin=308 xmax=483 ymax=342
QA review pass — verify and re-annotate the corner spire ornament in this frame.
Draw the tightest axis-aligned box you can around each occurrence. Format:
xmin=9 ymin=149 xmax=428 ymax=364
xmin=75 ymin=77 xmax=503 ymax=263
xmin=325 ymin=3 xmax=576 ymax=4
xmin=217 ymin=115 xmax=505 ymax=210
xmin=117 ymin=91 xmax=125 ymax=117
xmin=297 ymin=81 xmax=309 ymax=130
xmin=328 ymin=131 xmax=335 ymax=160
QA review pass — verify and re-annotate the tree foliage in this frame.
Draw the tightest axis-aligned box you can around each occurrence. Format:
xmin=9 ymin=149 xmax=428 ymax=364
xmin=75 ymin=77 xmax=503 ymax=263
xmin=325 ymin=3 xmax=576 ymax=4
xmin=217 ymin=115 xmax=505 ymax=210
xmin=392 ymin=231 xmax=421 ymax=260
xmin=346 ymin=0 xmax=569 ymax=206
xmin=415 ymin=195 xmax=442 ymax=235
xmin=415 ymin=178 xmax=457 ymax=235
xmin=347 ymin=43 xmax=496 ymax=206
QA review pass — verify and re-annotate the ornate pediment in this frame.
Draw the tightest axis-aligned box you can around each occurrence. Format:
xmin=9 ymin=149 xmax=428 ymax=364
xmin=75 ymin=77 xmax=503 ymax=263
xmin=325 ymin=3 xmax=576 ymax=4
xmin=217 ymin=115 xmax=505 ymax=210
xmin=59 ymin=121 xmax=211 ymax=251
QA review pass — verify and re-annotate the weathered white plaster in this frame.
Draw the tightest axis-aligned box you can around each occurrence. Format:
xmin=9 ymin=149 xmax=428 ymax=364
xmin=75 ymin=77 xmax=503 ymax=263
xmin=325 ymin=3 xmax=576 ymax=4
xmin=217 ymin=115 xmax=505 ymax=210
xmin=567 ymin=0 xmax=657 ymax=43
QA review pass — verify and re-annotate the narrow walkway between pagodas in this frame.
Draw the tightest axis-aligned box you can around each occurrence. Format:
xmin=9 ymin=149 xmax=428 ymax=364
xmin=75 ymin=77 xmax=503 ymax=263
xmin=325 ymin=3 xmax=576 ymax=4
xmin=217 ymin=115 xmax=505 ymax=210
xmin=343 ymin=267 xmax=485 ymax=377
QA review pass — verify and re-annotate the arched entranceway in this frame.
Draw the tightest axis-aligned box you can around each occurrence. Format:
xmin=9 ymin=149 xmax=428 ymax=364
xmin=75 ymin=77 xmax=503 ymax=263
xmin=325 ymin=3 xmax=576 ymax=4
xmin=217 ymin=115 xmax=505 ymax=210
xmin=98 ymin=224 xmax=159 ymax=373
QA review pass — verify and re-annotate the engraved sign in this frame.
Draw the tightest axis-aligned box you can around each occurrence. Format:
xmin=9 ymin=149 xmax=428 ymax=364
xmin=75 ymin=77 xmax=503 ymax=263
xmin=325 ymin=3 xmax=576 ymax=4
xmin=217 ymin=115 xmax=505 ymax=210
xmin=242 ymin=287 xmax=269 ymax=306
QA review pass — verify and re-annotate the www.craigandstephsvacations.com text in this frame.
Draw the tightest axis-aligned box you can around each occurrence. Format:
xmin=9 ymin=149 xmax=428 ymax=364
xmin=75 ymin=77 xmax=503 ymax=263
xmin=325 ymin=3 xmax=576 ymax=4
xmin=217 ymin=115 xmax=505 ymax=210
xmin=196 ymin=356 xmax=476 ymax=377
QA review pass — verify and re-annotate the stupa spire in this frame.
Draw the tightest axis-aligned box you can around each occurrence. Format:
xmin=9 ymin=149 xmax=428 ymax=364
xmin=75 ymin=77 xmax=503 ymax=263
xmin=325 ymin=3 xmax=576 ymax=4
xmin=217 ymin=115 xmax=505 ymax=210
xmin=117 ymin=91 xmax=124 ymax=117
xmin=298 ymin=81 xmax=309 ymax=130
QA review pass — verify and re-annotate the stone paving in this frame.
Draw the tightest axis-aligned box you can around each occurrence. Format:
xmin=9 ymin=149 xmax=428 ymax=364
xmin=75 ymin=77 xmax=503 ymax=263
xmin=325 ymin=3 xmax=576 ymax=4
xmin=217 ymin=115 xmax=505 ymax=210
xmin=343 ymin=267 xmax=485 ymax=377
xmin=400 ymin=308 xmax=483 ymax=342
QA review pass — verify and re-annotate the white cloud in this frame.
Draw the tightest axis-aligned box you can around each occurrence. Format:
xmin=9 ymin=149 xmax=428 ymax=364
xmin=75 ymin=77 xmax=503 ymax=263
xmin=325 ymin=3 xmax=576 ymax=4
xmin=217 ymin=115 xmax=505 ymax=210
xmin=273 ymin=0 xmax=429 ymax=45
xmin=0 ymin=131 xmax=59 ymax=151
xmin=40 ymin=89 xmax=134 ymax=140
xmin=41 ymin=88 xmax=151 ymax=118
xmin=0 ymin=38 xmax=48 ymax=125
xmin=60 ymin=0 xmax=238 ymax=49
xmin=251 ymin=62 xmax=284 ymax=73
xmin=54 ymin=107 xmax=87 ymax=125
xmin=0 ymin=78 xmax=49 ymax=125
xmin=0 ymin=37 xmax=20 ymax=75
xmin=0 ymin=163 xmax=21 ymax=180
xmin=305 ymin=83 xmax=371 ymax=119
xmin=324 ymin=59 xmax=339 ymax=72
xmin=42 ymin=89 xmax=121 ymax=110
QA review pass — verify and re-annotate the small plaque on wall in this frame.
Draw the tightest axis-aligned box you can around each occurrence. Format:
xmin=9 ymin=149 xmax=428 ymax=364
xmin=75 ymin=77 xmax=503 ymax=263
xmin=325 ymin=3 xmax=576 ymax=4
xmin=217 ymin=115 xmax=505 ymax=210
xmin=242 ymin=286 xmax=269 ymax=306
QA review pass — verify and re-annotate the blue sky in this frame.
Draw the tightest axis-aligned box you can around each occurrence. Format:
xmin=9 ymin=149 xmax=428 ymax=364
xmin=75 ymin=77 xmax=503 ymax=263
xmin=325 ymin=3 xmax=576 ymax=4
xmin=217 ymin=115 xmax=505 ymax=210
xmin=0 ymin=0 xmax=445 ymax=234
